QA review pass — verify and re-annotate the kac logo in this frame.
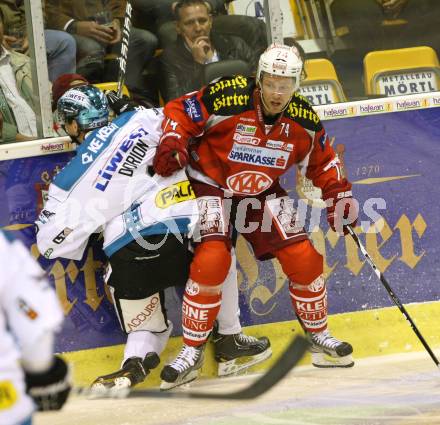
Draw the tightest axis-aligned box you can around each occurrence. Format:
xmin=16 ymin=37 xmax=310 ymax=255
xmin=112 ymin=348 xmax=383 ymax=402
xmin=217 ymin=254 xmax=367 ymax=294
xmin=226 ymin=171 xmax=273 ymax=195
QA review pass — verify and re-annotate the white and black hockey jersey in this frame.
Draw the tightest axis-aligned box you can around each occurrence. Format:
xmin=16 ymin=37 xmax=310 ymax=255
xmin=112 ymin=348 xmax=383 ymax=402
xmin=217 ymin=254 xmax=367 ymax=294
xmin=0 ymin=231 xmax=63 ymax=424
xmin=36 ymin=108 xmax=199 ymax=260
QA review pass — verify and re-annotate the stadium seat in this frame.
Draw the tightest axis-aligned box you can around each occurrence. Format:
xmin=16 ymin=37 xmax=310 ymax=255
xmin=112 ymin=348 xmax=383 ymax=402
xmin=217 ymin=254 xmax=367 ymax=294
xmin=298 ymin=58 xmax=346 ymax=105
xmin=203 ymin=59 xmax=251 ymax=85
xmin=363 ymin=46 xmax=440 ymax=96
xmin=94 ymin=82 xmax=130 ymax=98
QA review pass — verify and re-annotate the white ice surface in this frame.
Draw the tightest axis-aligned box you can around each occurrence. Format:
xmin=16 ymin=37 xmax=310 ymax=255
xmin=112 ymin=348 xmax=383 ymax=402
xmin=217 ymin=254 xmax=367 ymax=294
xmin=35 ymin=350 xmax=440 ymax=425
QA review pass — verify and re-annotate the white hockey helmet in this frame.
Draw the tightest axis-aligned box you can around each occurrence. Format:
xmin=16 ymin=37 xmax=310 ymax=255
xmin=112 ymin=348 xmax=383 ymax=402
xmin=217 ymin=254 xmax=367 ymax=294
xmin=256 ymin=43 xmax=304 ymax=92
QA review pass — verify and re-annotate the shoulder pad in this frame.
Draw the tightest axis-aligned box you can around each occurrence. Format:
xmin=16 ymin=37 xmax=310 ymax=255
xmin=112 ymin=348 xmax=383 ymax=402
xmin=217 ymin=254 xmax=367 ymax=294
xmin=284 ymin=92 xmax=322 ymax=132
xmin=201 ymin=75 xmax=254 ymax=115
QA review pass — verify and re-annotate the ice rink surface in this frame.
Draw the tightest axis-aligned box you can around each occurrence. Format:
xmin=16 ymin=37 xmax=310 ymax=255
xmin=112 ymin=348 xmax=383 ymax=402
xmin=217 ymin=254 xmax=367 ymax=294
xmin=35 ymin=350 xmax=440 ymax=425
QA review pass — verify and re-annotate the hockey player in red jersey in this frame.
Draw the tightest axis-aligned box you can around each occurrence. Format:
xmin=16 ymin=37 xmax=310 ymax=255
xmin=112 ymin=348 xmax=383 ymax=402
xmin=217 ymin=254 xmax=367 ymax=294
xmin=153 ymin=43 xmax=359 ymax=387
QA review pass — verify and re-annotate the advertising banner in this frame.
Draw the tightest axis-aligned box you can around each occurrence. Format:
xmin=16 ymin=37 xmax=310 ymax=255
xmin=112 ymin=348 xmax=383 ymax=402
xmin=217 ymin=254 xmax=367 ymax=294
xmin=1 ymin=107 xmax=439 ymax=352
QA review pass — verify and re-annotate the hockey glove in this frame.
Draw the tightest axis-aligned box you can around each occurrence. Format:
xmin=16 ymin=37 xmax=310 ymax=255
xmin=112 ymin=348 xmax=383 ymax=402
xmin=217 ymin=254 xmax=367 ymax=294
xmin=323 ymin=180 xmax=358 ymax=235
xmin=25 ymin=355 xmax=71 ymax=411
xmin=105 ymin=90 xmax=140 ymax=115
xmin=153 ymin=136 xmax=189 ymax=177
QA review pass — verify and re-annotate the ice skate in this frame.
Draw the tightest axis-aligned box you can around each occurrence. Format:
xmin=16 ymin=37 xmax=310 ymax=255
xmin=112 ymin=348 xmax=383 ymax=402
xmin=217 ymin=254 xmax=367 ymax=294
xmin=308 ymin=329 xmax=354 ymax=368
xmin=213 ymin=330 xmax=272 ymax=377
xmin=91 ymin=352 xmax=160 ymax=392
xmin=160 ymin=344 xmax=205 ymax=391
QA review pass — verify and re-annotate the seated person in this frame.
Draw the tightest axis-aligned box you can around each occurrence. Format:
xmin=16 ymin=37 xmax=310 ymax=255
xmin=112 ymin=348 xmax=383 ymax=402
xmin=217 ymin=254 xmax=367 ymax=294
xmin=132 ymin=0 xmax=230 ymax=36
xmin=151 ymin=1 xmax=266 ymax=54
xmin=0 ymin=0 xmax=76 ymax=82
xmin=0 ymin=9 xmax=37 ymax=144
xmin=159 ymin=0 xmax=259 ymax=102
xmin=45 ymin=0 xmax=158 ymax=97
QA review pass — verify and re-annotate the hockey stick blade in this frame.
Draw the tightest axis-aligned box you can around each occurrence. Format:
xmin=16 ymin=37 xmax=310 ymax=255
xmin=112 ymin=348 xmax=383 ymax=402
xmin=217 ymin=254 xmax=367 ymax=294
xmin=78 ymin=335 xmax=308 ymax=400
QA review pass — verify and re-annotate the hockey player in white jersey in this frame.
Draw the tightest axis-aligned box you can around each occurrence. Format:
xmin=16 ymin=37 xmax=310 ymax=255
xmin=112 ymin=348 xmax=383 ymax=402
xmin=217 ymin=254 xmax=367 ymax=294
xmin=0 ymin=231 xmax=70 ymax=425
xmin=36 ymin=85 xmax=271 ymax=391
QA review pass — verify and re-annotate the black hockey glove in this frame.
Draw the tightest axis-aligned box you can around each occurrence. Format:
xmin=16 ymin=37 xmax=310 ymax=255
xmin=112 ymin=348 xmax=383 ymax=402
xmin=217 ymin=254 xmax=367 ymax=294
xmin=106 ymin=90 xmax=140 ymax=115
xmin=25 ymin=355 xmax=71 ymax=411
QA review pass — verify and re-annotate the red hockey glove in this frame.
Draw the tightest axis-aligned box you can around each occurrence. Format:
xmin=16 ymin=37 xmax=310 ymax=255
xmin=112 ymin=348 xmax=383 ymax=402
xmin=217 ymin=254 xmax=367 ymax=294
xmin=153 ymin=136 xmax=189 ymax=177
xmin=323 ymin=180 xmax=358 ymax=235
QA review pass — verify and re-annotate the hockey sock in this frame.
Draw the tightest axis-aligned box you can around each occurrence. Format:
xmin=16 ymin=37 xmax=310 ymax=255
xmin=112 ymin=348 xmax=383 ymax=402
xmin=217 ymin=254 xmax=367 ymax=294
xmin=288 ymin=276 xmax=327 ymax=332
xmin=275 ymin=240 xmax=327 ymax=332
xmin=182 ymin=280 xmax=222 ymax=347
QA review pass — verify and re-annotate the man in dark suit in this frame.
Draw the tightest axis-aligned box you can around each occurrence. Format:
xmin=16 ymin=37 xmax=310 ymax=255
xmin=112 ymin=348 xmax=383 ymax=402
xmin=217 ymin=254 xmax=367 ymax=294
xmin=159 ymin=0 xmax=260 ymax=102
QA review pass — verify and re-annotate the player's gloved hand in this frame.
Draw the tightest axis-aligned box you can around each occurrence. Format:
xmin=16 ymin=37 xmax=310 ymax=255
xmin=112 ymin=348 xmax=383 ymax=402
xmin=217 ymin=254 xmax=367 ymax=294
xmin=25 ymin=355 xmax=71 ymax=411
xmin=323 ymin=180 xmax=358 ymax=235
xmin=153 ymin=136 xmax=189 ymax=177
xmin=105 ymin=90 xmax=140 ymax=115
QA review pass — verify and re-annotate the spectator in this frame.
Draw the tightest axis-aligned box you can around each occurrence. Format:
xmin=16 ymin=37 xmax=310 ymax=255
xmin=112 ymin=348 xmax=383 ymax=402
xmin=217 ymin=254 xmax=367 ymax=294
xmin=133 ymin=1 xmax=266 ymax=57
xmin=131 ymin=0 xmax=230 ymax=37
xmin=51 ymin=72 xmax=89 ymax=111
xmin=0 ymin=0 xmax=76 ymax=82
xmin=159 ymin=0 xmax=258 ymax=102
xmin=0 ymin=8 xmax=37 ymax=144
xmin=45 ymin=0 xmax=158 ymax=98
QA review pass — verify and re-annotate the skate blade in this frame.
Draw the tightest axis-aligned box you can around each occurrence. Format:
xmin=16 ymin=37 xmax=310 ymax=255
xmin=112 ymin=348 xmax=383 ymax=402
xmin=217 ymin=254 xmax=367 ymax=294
xmin=88 ymin=383 xmax=108 ymax=399
xmin=217 ymin=347 xmax=273 ymax=377
xmin=89 ymin=377 xmax=132 ymax=398
xmin=159 ymin=370 xmax=199 ymax=391
xmin=88 ymin=381 xmax=131 ymax=399
xmin=311 ymin=352 xmax=354 ymax=368
xmin=92 ymin=376 xmax=132 ymax=389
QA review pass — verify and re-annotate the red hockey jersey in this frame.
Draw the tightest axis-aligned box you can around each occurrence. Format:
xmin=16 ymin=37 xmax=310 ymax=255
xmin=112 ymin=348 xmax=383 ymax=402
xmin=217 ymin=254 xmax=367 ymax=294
xmin=162 ymin=75 xmax=344 ymax=197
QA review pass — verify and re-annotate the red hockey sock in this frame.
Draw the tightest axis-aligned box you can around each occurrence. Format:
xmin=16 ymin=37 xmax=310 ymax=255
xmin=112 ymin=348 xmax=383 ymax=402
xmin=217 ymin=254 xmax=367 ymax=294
xmin=182 ymin=280 xmax=222 ymax=346
xmin=288 ymin=276 xmax=328 ymax=332
xmin=275 ymin=241 xmax=327 ymax=332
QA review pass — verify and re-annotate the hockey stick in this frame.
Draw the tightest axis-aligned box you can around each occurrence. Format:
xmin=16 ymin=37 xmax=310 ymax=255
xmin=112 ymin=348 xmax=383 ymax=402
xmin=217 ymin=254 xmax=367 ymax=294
xmin=76 ymin=335 xmax=308 ymax=400
xmin=117 ymin=1 xmax=133 ymax=98
xmin=346 ymin=225 xmax=440 ymax=369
